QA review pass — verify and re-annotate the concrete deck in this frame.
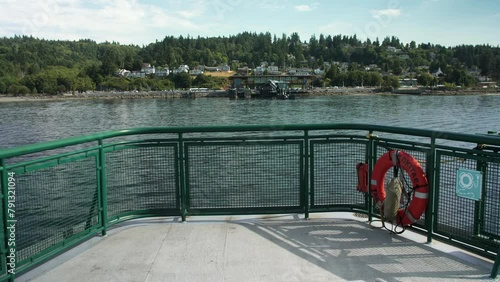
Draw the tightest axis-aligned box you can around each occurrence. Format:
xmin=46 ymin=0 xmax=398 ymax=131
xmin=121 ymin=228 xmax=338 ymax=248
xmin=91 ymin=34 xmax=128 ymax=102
xmin=18 ymin=213 xmax=496 ymax=282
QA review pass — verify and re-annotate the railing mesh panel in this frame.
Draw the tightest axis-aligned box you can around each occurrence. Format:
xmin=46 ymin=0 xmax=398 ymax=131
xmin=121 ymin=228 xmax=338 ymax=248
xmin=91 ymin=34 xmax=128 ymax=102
xmin=436 ymin=154 xmax=477 ymax=238
xmin=311 ymin=141 xmax=366 ymax=207
xmin=186 ymin=142 xmax=302 ymax=209
xmin=483 ymin=161 xmax=500 ymax=238
xmin=106 ymin=146 xmax=178 ymax=218
xmin=14 ymin=157 xmax=98 ymax=263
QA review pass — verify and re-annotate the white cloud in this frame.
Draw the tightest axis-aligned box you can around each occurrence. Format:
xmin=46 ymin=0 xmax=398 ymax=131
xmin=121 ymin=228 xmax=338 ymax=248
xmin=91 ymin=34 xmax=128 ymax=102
xmin=295 ymin=5 xmax=314 ymax=12
xmin=371 ymin=9 xmax=402 ymax=18
xmin=0 ymin=0 xmax=208 ymax=44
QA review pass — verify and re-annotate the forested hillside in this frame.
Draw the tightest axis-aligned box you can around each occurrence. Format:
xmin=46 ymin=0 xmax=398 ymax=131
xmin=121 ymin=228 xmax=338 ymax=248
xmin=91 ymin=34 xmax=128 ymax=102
xmin=0 ymin=32 xmax=499 ymax=94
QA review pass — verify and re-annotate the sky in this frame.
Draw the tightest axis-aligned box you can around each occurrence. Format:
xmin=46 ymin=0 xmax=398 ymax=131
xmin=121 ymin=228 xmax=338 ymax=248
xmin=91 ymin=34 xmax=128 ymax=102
xmin=0 ymin=0 xmax=499 ymax=47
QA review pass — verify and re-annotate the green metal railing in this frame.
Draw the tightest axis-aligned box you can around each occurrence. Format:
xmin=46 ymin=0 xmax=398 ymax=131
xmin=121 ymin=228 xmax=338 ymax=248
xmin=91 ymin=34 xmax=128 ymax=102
xmin=0 ymin=124 xmax=499 ymax=281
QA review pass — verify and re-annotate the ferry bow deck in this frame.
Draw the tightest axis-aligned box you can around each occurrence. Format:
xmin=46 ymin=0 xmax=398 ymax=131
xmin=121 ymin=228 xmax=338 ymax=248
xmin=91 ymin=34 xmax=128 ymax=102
xmin=18 ymin=213 xmax=495 ymax=282
xmin=1 ymin=124 xmax=499 ymax=281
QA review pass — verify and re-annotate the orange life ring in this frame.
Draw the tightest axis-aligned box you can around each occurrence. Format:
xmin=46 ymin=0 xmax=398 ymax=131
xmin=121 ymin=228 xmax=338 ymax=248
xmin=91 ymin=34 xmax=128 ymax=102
xmin=370 ymin=150 xmax=429 ymax=226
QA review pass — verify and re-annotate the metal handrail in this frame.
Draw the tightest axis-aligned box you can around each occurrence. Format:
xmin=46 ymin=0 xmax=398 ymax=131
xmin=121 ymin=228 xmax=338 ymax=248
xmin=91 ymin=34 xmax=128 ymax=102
xmin=1 ymin=123 xmax=500 ymax=159
xmin=0 ymin=124 xmax=499 ymax=280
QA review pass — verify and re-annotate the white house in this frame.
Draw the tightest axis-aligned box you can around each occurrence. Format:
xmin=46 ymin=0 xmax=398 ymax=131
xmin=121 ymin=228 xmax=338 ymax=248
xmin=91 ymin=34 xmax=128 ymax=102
xmin=142 ymin=63 xmax=156 ymax=75
xmin=267 ymin=66 xmax=280 ymax=75
xmin=129 ymin=71 xmax=145 ymax=78
xmin=114 ymin=69 xmax=131 ymax=77
xmin=314 ymin=68 xmax=325 ymax=75
xmin=156 ymin=67 xmax=170 ymax=77
xmin=434 ymin=67 xmax=445 ymax=77
xmin=219 ymin=65 xmax=231 ymax=72
xmin=189 ymin=70 xmax=204 ymax=76
xmin=204 ymin=66 xmax=220 ymax=72
xmin=173 ymin=65 xmax=190 ymax=74
xmin=254 ymin=66 xmax=265 ymax=75
xmin=297 ymin=68 xmax=313 ymax=75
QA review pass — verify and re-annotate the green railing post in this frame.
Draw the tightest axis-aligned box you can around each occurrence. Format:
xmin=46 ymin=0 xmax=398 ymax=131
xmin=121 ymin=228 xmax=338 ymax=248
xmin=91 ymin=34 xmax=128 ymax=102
xmin=1 ymin=159 xmax=14 ymax=282
xmin=304 ymin=130 xmax=310 ymax=219
xmin=98 ymin=140 xmax=108 ymax=236
xmin=367 ymin=131 xmax=375 ymax=222
xmin=178 ymin=133 xmax=187 ymax=222
xmin=86 ymin=180 xmax=99 ymax=230
xmin=473 ymin=158 xmax=486 ymax=238
xmin=492 ymin=247 xmax=500 ymax=278
xmin=426 ymin=137 xmax=437 ymax=243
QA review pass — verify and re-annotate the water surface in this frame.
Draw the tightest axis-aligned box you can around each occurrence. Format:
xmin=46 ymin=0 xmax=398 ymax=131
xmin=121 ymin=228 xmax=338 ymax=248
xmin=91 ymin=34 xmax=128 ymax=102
xmin=1 ymin=94 xmax=499 ymax=148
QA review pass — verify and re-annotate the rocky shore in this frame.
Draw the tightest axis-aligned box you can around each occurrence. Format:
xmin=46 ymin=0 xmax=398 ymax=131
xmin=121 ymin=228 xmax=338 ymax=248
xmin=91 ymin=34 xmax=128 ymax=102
xmin=1 ymin=88 xmax=499 ymax=103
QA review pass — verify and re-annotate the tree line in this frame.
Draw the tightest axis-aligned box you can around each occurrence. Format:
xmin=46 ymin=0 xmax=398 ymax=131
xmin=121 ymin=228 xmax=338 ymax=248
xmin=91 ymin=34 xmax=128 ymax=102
xmin=0 ymin=33 xmax=499 ymax=95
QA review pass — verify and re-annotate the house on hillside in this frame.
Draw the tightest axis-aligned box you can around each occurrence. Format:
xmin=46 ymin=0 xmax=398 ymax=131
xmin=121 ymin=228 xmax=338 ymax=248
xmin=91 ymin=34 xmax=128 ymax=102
xmin=114 ymin=69 xmax=131 ymax=77
xmin=204 ymin=66 xmax=220 ymax=72
xmin=387 ymin=46 xmax=402 ymax=53
xmin=433 ymin=67 xmax=445 ymax=77
xmin=129 ymin=71 xmax=145 ymax=78
xmin=156 ymin=67 xmax=170 ymax=77
xmin=173 ymin=65 xmax=189 ymax=74
xmin=254 ymin=66 xmax=265 ymax=75
xmin=366 ymin=64 xmax=380 ymax=71
xmin=189 ymin=70 xmax=204 ymax=76
xmin=399 ymin=78 xmax=418 ymax=86
xmin=297 ymin=68 xmax=313 ymax=75
xmin=267 ymin=66 xmax=280 ymax=75
xmin=219 ymin=65 xmax=231 ymax=72
xmin=142 ymin=63 xmax=156 ymax=75
xmin=314 ymin=68 xmax=325 ymax=75
xmin=237 ymin=66 xmax=250 ymax=75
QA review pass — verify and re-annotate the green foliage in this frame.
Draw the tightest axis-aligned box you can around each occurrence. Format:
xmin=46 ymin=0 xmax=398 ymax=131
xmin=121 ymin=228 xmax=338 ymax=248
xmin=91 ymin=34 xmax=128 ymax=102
xmin=444 ymin=82 xmax=456 ymax=89
xmin=172 ymin=72 xmax=192 ymax=89
xmin=101 ymin=77 xmax=130 ymax=91
xmin=417 ymin=73 xmax=435 ymax=87
xmin=7 ymin=84 xmax=30 ymax=95
xmin=0 ymin=34 xmax=499 ymax=94
xmin=382 ymin=75 xmax=400 ymax=89
xmin=0 ymin=80 xmax=6 ymax=93
xmin=325 ymin=68 xmax=382 ymax=87
xmin=193 ymin=74 xmax=228 ymax=89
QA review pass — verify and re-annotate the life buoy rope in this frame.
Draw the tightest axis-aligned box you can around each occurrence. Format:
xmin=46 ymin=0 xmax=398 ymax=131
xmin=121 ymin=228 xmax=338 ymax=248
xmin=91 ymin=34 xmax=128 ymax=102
xmin=371 ymin=150 xmax=429 ymax=227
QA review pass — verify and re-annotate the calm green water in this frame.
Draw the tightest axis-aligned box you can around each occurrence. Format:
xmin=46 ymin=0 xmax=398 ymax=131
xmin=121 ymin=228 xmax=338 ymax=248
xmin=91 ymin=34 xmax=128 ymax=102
xmin=1 ymin=94 xmax=500 ymax=148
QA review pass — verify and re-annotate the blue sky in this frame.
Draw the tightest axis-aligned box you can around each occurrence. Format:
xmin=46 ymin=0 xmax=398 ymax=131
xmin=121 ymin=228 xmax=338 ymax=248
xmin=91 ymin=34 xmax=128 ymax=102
xmin=0 ymin=0 xmax=499 ymax=46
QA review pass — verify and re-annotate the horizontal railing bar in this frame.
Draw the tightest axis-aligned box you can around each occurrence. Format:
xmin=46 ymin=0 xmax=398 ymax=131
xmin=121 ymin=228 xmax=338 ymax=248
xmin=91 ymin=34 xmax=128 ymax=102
xmin=105 ymin=135 xmax=369 ymax=146
xmin=436 ymin=145 xmax=500 ymax=157
xmin=2 ymin=124 xmax=500 ymax=159
xmin=374 ymin=137 xmax=432 ymax=148
xmin=4 ymin=147 xmax=100 ymax=171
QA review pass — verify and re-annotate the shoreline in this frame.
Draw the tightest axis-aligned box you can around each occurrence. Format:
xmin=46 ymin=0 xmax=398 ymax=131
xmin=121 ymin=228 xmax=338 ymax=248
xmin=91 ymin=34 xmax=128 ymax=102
xmin=1 ymin=88 xmax=499 ymax=103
